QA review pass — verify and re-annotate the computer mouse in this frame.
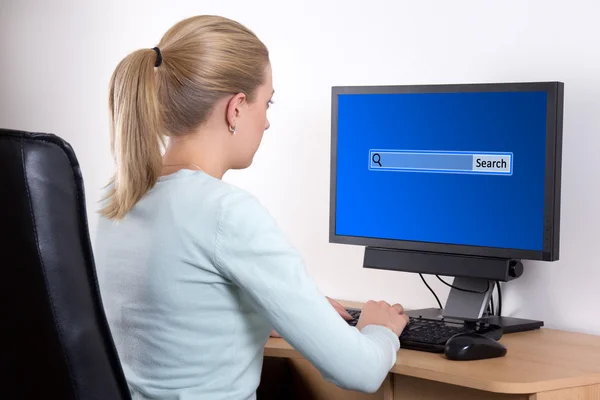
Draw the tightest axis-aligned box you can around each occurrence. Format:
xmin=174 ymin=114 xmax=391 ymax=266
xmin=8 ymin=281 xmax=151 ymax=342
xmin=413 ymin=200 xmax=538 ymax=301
xmin=444 ymin=332 xmax=507 ymax=361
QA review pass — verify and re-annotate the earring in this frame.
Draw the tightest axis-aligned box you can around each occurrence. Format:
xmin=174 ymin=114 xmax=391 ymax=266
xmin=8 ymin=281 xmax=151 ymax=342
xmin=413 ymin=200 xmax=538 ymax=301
xmin=229 ymin=124 xmax=236 ymax=134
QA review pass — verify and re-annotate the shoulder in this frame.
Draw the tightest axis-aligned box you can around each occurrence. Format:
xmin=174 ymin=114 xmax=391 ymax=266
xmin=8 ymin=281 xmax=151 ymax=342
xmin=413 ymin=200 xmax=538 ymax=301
xmin=215 ymin=183 xmax=276 ymax=235
xmin=161 ymin=171 xmax=261 ymax=214
xmin=186 ymin=174 xmax=265 ymax=216
xmin=167 ymin=173 xmax=275 ymax=233
xmin=211 ymin=182 xmax=298 ymax=278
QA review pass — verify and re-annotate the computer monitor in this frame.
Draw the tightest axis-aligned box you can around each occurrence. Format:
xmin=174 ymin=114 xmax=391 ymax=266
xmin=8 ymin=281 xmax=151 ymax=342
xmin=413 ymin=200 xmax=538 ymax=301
xmin=329 ymin=82 xmax=564 ymax=329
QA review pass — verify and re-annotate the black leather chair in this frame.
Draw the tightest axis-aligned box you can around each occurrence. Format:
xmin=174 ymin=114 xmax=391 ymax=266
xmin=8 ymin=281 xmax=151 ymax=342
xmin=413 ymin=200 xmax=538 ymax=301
xmin=0 ymin=129 xmax=131 ymax=399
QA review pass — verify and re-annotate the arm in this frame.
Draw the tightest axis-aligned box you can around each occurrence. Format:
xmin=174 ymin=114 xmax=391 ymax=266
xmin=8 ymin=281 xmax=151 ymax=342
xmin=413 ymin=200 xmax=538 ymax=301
xmin=213 ymin=191 xmax=400 ymax=393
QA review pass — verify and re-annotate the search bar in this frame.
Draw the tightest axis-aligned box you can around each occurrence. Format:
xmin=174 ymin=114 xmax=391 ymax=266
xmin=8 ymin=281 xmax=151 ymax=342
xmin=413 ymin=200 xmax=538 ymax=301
xmin=369 ymin=150 xmax=513 ymax=175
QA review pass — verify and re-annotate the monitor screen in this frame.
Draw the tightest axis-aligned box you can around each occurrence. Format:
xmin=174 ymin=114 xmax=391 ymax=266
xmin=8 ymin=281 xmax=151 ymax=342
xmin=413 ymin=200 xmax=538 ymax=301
xmin=330 ymin=83 xmax=562 ymax=260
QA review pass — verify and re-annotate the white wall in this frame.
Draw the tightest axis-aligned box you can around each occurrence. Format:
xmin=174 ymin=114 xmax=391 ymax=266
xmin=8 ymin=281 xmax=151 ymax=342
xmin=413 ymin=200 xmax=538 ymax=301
xmin=2 ymin=0 xmax=599 ymax=334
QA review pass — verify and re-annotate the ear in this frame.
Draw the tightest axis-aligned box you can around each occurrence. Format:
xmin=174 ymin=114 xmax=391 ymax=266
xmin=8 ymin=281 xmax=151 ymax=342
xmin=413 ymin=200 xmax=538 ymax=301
xmin=226 ymin=93 xmax=247 ymax=130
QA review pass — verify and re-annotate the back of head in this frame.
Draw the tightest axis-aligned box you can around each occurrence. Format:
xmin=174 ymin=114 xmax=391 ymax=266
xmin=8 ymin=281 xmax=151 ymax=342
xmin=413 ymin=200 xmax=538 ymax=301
xmin=102 ymin=15 xmax=270 ymax=220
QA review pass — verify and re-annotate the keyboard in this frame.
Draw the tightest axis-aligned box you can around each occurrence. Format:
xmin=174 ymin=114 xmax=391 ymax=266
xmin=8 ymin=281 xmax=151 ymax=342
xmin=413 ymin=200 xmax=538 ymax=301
xmin=346 ymin=308 xmax=503 ymax=353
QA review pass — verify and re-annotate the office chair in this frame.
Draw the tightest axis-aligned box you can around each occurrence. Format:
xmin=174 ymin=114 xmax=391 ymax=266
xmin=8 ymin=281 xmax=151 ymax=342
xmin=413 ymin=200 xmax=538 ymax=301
xmin=0 ymin=129 xmax=131 ymax=399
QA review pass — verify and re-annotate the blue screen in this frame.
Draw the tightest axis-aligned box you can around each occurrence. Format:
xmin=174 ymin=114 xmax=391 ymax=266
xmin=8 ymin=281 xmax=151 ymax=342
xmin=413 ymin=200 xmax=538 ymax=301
xmin=335 ymin=91 xmax=547 ymax=251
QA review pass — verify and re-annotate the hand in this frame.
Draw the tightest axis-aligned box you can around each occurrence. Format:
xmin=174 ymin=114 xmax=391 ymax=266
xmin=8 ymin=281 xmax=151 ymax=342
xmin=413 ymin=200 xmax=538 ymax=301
xmin=270 ymin=329 xmax=281 ymax=338
xmin=326 ymin=296 xmax=353 ymax=321
xmin=356 ymin=300 xmax=409 ymax=336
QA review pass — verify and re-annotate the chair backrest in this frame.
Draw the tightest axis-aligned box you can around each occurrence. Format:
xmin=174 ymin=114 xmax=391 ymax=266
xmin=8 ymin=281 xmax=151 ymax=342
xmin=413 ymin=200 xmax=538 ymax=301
xmin=0 ymin=129 xmax=131 ymax=399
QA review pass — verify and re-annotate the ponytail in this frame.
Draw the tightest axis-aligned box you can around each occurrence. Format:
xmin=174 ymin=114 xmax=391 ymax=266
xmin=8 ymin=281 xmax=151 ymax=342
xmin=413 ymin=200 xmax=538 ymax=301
xmin=101 ymin=49 xmax=164 ymax=220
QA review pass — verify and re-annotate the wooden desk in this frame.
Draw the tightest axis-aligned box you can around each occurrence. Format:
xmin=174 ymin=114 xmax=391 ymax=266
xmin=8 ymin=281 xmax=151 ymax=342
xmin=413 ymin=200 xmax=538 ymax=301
xmin=263 ymin=302 xmax=600 ymax=400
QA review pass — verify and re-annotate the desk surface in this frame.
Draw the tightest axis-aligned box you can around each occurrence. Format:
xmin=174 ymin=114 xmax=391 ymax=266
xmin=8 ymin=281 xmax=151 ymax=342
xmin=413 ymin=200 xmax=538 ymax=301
xmin=264 ymin=301 xmax=600 ymax=395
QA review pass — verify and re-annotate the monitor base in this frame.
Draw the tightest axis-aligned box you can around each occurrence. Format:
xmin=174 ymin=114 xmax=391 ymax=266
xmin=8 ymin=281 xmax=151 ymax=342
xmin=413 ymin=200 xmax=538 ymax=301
xmin=406 ymin=307 xmax=544 ymax=334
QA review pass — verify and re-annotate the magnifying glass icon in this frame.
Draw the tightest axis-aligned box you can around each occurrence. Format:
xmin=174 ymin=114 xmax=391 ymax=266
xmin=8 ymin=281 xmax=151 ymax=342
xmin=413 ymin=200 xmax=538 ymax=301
xmin=372 ymin=153 xmax=382 ymax=167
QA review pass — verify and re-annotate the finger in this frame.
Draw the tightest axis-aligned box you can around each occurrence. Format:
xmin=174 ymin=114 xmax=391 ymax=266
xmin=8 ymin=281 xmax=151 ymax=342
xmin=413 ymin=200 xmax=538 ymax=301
xmin=327 ymin=296 xmax=342 ymax=309
xmin=334 ymin=303 xmax=353 ymax=320
xmin=392 ymin=303 xmax=404 ymax=314
xmin=327 ymin=297 xmax=353 ymax=320
xmin=328 ymin=297 xmax=343 ymax=308
xmin=339 ymin=308 xmax=353 ymax=320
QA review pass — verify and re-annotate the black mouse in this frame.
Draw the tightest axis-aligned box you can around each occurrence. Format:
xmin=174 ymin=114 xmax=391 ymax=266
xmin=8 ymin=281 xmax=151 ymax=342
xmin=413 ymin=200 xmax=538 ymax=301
xmin=444 ymin=332 xmax=507 ymax=361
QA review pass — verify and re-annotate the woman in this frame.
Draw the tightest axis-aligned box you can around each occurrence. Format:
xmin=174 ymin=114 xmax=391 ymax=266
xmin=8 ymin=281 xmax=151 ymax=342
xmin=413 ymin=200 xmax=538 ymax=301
xmin=95 ymin=14 xmax=409 ymax=400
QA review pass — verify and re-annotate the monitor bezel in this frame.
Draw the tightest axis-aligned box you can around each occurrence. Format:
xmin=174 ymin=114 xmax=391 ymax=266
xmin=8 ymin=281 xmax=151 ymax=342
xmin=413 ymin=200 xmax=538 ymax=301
xmin=329 ymin=81 xmax=563 ymax=261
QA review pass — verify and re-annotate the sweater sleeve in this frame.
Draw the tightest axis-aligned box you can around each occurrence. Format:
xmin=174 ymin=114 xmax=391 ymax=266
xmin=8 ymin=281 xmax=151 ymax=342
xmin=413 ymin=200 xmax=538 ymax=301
xmin=213 ymin=190 xmax=400 ymax=393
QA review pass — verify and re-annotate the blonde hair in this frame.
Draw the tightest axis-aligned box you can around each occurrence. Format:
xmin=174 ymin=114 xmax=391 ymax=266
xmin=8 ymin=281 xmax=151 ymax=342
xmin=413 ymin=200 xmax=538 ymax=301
xmin=102 ymin=15 xmax=269 ymax=220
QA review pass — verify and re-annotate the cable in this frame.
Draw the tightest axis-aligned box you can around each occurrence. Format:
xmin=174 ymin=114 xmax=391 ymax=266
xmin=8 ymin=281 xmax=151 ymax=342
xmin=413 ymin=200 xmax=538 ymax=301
xmin=417 ymin=274 xmax=498 ymax=315
xmin=496 ymin=281 xmax=502 ymax=316
xmin=435 ymin=275 xmax=491 ymax=294
xmin=419 ymin=273 xmax=443 ymax=310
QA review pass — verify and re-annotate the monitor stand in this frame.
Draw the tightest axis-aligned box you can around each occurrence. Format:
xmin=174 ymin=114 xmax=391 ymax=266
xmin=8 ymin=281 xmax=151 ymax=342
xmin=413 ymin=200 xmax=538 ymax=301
xmin=406 ymin=277 xmax=544 ymax=334
xmin=362 ymin=247 xmax=544 ymax=334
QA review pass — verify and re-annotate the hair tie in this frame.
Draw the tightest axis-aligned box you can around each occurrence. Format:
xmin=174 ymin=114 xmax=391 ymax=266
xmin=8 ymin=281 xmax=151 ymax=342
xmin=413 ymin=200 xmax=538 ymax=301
xmin=152 ymin=47 xmax=162 ymax=67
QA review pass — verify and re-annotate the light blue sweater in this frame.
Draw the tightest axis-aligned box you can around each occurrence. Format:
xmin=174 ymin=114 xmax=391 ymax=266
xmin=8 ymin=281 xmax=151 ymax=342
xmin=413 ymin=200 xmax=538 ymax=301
xmin=95 ymin=169 xmax=400 ymax=400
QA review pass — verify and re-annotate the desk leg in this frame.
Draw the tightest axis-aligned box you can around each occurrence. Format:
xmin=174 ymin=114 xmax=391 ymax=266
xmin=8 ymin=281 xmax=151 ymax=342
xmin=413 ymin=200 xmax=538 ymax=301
xmin=531 ymin=384 xmax=600 ymax=400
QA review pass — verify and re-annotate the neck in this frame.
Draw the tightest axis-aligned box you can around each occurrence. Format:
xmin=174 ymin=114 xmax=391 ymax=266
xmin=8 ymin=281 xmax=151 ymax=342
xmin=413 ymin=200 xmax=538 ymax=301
xmin=162 ymin=133 xmax=228 ymax=179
